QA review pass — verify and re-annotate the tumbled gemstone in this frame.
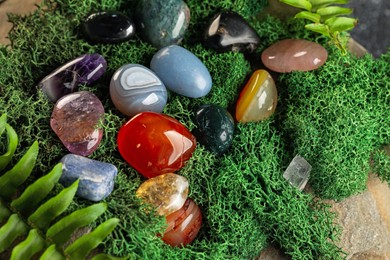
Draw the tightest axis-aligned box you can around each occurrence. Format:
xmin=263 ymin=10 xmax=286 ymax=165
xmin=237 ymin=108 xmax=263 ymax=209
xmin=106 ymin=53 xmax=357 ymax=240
xmin=283 ymin=155 xmax=312 ymax=191
xmin=136 ymin=173 xmax=189 ymax=216
xmin=117 ymin=112 xmax=196 ymax=178
xmin=110 ymin=64 xmax=167 ymax=117
xmin=204 ymin=11 xmax=260 ymax=53
xmin=192 ymin=104 xmax=234 ymax=155
xmin=150 ymin=45 xmax=212 ymax=98
xmin=38 ymin=54 xmax=107 ymax=102
xmin=162 ymin=198 xmax=202 ymax=247
xmin=136 ymin=0 xmax=190 ymax=48
xmin=60 ymin=154 xmax=118 ymax=201
xmin=50 ymin=91 xmax=104 ymax=156
xmin=235 ymin=70 xmax=277 ymax=122
xmin=261 ymin=39 xmax=328 ymax=72
xmin=82 ymin=11 xmax=136 ymax=44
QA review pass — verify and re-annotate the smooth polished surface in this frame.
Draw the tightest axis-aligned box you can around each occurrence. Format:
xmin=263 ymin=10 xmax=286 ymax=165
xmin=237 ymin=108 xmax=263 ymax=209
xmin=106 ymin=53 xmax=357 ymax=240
xmin=51 ymin=91 xmax=104 ymax=156
xmin=204 ymin=11 xmax=260 ymax=53
xmin=82 ymin=11 xmax=136 ymax=43
xmin=150 ymin=45 xmax=212 ymax=98
xmin=136 ymin=173 xmax=189 ymax=216
xmin=38 ymin=54 xmax=107 ymax=102
xmin=192 ymin=104 xmax=234 ymax=155
xmin=136 ymin=0 xmax=190 ymax=48
xmin=110 ymin=64 xmax=167 ymax=117
xmin=236 ymin=70 xmax=277 ymax=122
xmin=117 ymin=112 xmax=196 ymax=178
xmin=261 ymin=39 xmax=328 ymax=72
xmin=162 ymin=198 xmax=202 ymax=247
xmin=60 ymin=154 xmax=118 ymax=201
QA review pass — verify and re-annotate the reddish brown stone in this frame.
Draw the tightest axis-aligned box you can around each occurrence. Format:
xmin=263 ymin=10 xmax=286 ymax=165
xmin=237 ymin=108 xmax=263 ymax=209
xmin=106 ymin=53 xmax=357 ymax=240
xmin=261 ymin=39 xmax=328 ymax=72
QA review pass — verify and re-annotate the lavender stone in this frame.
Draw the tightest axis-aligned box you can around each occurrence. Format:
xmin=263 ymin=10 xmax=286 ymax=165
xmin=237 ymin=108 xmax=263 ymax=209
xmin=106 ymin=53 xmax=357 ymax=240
xmin=50 ymin=91 xmax=104 ymax=156
xmin=60 ymin=154 xmax=118 ymax=201
xmin=38 ymin=54 xmax=107 ymax=102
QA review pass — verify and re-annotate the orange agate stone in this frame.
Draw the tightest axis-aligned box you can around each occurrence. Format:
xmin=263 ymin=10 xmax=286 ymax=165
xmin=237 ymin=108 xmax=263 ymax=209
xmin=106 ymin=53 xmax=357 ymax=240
xmin=162 ymin=198 xmax=202 ymax=247
xmin=235 ymin=70 xmax=277 ymax=122
xmin=117 ymin=112 xmax=196 ymax=178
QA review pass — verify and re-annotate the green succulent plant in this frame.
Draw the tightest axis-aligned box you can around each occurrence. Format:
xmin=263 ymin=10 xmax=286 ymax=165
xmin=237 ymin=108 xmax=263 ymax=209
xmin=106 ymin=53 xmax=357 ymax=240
xmin=280 ymin=0 xmax=357 ymax=53
xmin=0 ymin=114 xmax=122 ymax=260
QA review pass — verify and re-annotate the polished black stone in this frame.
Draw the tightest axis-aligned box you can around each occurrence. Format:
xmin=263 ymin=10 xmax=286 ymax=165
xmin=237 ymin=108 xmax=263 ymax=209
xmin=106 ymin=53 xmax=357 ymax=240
xmin=192 ymin=104 xmax=234 ymax=155
xmin=82 ymin=11 xmax=135 ymax=44
xmin=204 ymin=11 xmax=260 ymax=53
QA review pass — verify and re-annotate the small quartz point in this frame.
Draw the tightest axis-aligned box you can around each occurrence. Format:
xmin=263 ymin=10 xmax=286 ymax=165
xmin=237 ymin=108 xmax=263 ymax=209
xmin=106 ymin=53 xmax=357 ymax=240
xmin=283 ymin=155 xmax=311 ymax=191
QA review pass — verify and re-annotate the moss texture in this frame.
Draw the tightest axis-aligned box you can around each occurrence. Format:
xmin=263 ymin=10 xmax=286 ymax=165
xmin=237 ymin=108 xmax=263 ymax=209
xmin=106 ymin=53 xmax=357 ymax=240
xmin=0 ymin=0 xmax=389 ymax=259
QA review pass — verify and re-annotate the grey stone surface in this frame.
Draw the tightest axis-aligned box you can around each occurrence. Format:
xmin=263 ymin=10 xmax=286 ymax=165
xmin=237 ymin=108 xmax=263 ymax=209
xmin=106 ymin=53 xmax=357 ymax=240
xmin=347 ymin=0 xmax=390 ymax=57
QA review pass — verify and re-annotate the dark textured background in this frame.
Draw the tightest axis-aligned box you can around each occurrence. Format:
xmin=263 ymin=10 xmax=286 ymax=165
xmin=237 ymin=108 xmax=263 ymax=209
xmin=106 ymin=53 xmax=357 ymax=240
xmin=347 ymin=0 xmax=390 ymax=57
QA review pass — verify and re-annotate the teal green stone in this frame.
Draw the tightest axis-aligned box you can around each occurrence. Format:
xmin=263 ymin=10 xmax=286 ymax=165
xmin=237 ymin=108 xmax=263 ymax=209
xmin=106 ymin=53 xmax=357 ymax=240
xmin=192 ymin=104 xmax=235 ymax=155
xmin=136 ymin=0 xmax=190 ymax=48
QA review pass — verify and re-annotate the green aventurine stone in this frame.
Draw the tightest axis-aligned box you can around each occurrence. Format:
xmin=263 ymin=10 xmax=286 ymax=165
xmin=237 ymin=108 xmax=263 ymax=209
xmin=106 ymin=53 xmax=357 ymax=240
xmin=136 ymin=0 xmax=190 ymax=48
xmin=192 ymin=104 xmax=235 ymax=155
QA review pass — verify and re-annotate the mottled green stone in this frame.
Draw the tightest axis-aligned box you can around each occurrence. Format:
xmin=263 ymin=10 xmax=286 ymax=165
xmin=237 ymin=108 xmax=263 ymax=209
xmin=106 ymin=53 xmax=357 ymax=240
xmin=192 ymin=104 xmax=235 ymax=155
xmin=136 ymin=0 xmax=190 ymax=48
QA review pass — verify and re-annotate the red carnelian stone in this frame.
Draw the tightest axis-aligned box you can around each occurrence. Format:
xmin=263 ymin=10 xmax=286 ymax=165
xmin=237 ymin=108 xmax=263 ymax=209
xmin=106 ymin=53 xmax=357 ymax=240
xmin=162 ymin=198 xmax=202 ymax=247
xmin=117 ymin=112 xmax=196 ymax=178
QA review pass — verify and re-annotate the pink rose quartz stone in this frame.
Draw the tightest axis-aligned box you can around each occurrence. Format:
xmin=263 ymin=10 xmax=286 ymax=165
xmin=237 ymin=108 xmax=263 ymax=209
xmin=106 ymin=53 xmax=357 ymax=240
xmin=261 ymin=39 xmax=328 ymax=73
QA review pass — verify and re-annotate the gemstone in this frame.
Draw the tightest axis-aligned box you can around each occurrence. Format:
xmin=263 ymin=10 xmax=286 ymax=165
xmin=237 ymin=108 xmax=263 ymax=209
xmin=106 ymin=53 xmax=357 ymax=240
xmin=110 ymin=64 xmax=167 ymax=117
xmin=50 ymin=91 xmax=104 ymax=156
xmin=117 ymin=112 xmax=196 ymax=178
xmin=60 ymin=154 xmax=118 ymax=201
xmin=261 ymin=39 xmax=328 ymax=73
xmin=82 ymin=11 xmax=136 ymax=44
xmin=204 ymin=11 xmax=260 ymax=53
xmin=192 ymin=104 xmax=234 ymax=155
xmin=283 ymin=155 xmax=311 ymax=191
xmin=135 ymin=0 xmax=190 ymax=48
xmin=235 ymin=70 xmax=277 ymax=122
xmin=162 ymin=198 xmax=202 ymax=247
xmin=38 ymin=54 xmax=107 ymax=102
xmin=150 ymin=45 xmax=212 ymax=98
xmin=136 ymin=173 xmax=189 ymax=216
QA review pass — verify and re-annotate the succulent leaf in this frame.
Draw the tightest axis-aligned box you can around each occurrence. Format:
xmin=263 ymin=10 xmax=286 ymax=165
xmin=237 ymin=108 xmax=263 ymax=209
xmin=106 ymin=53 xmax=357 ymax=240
xmin=0 ymin=140 xmax=38 ymax=198
xmin=10 ymin=229 xmax=46 ymax=260
xmin=0 ymin=214 xmax=29 ymax=253
xmin=295 ymin=11 xmax=321 ymax=23
xmin=305 ymin=23 xmax=331 ymax=37
xmin=39 ymin=245 xmax=66 ymax=260
xmin=325 ymin=16 xmax=358 ymax=33
xmin=11 ymin=163 xmax=63 ymax=216
xmin=47 ymin=203 xmax=108 ymax=246
xmin=0 ymin=114 xmax=18 ymax=171
xmin=310 ymin=0 xmax=349 ymax=9
xmin=92 ymin=253 xmax=129 ymax=260
xmin=28 ymin=180 xmax=79 ymax=230
xmin=280 ymin=0 xmax=312 ymax=11
xmin=0 ymin=200 xmax=11 ymax=223
xmin=64 ymin=218 xmax=120 ymax=259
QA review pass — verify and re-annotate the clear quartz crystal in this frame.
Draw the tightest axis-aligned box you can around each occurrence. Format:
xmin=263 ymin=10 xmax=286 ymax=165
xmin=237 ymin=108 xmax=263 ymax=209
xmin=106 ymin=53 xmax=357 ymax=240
xmin=283 ymin=155 xmax=311 ymax=191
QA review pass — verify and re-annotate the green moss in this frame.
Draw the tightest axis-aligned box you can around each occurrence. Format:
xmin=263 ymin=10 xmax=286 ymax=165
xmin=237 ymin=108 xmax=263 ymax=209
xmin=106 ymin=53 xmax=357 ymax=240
xmin=0 ymin=0 xmax=389 ymax=259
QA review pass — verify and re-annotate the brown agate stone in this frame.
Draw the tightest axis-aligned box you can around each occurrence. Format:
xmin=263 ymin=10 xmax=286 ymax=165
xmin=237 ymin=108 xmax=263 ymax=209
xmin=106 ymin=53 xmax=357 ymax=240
xmin=162 ymin=198 xmax=202 ymax=247
xmin=261 ymin=39 xmax=328 ymax=72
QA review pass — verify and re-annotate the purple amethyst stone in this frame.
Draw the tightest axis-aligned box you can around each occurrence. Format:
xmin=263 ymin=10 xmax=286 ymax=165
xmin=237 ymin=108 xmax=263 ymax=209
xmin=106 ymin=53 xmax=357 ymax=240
xmin=38 ymin=54 xmax=107 ymax=102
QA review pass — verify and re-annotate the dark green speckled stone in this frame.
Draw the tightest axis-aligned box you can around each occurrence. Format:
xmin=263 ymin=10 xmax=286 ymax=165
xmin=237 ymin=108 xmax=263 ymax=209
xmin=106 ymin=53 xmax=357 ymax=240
xmin=192 ymin=104 xmax=235 ymax=155
xmin=136 ymin=0 xmax=190 ymax=48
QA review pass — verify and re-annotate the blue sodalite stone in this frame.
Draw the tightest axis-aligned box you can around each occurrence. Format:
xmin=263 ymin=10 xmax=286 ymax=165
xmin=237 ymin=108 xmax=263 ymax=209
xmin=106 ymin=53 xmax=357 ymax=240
xmin=110 ymin=64 xmax=167 ymax=117
xmin=82 ymin=11 xmax=136 ymax=44
xmin=60 ymin=154 xmax=118 ymax=201
xmin=38 ymin=54 xmax=107 ymax=102
xmin=150 ymin=45 xmax=212 ymax=98
xmin=136 ymin=0 xmax=190 ymax=48
xmin=192 ymin=104 xmax=234 ymax=155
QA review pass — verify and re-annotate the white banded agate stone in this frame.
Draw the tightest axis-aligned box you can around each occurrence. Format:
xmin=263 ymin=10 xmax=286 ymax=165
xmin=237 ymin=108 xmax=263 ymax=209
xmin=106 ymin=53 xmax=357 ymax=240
xmin=110 ymin=64 xmax=168 ymax=117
